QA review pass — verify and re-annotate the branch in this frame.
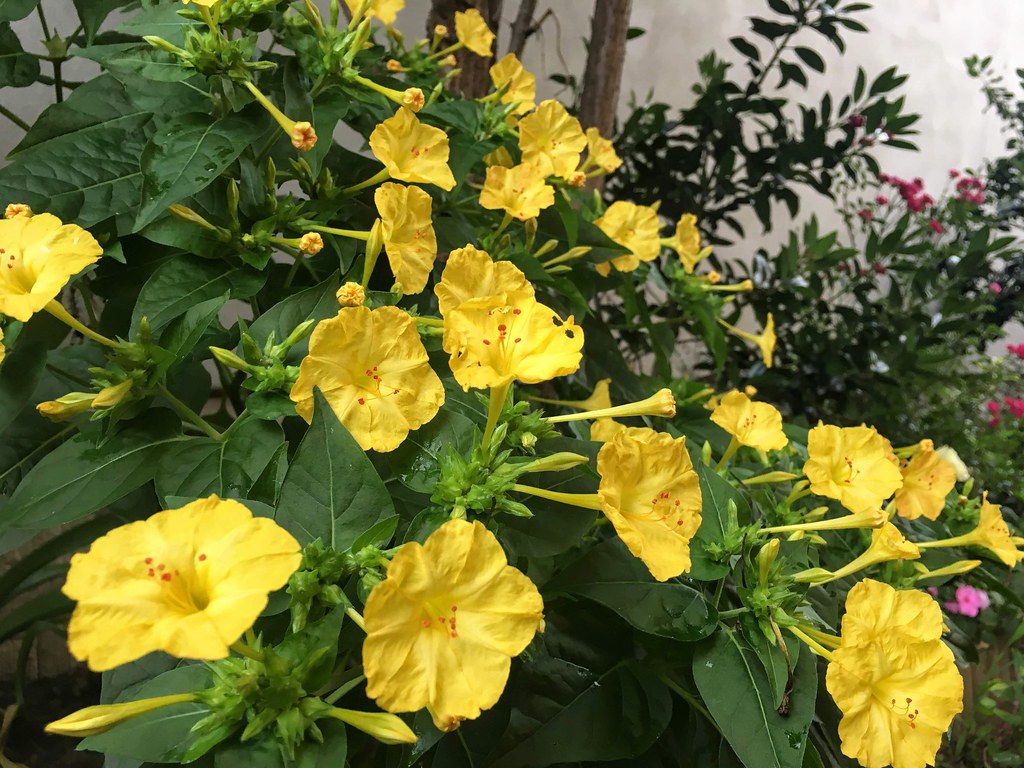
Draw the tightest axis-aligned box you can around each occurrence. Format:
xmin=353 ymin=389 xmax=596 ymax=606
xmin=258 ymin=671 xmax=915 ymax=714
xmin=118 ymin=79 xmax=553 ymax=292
xmin=508 ymin=0 xmax=538 ymax=57
xmin=579 ymin=0 xmax=632 ymax=138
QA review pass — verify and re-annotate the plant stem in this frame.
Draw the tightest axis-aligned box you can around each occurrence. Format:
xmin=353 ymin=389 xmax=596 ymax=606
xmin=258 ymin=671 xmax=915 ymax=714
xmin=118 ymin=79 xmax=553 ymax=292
xmin=342 ymin=168 xmax=390 ymax=195
xmin=482 ymin=382 xmax=510 ymax=448
xmin=660 ymin=675 xmax=716 ymax=727
xmin=157 ymin=385 xmax=223 ymax=441
xmin=345 ymin=605 xmax=366 ymax=631
xmin=324 ymin=674 xmax=366 ymax=705
xmin=230 ymin=641 xmax=264 ymax=662
xmin=0 ymin=103 xmax=30 ymax=131
xmin=511 ymin=483 xmax=603 ymax=511
xmin=53 ymin=59 xmax=63 ymax=103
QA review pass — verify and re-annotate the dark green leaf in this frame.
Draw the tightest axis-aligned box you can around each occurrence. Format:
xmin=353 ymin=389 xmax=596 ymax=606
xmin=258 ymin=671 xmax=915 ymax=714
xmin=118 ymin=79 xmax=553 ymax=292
xmin=729 ymin=36 xmax=761 ymax=62
xmin=72 ymin=0 xmax=139 ymax=43
xmin=81 ymin=664 xmax=211 ymax=763
xmin=388 ymin=409 xmax=476 ymax=493
xmin=74 ymin=43 xmax=193 ymax=82
xmin=794 ymin=47 xmax=825 ymax=73
xmin=136 ymin=112 xmax=267 ymax=230
xmin=275 ymin=389 xmax=395 ymax=549
xmin=158 ymin=293 xmax=228 ymax=364
xmin=0 ymin=0 xmax=37 ymax=24
xmin=247 ymin=272 xmax=341 ymax=362
xmin=693 ymin=628 xmax=817 ymax=768
xmin=0 ymin=589 xmax=71 ymax=643
xmin=0 ymin=342 xmax=46 ymax=434
xmin=1 ymin=410 xmax=185 ymax=530
xmin=552 ymin=537 xmax=717 ymax=641
xmin=154 ymin=419 xmax=285 ymax=502
xmin=131 ymin=256 xmax=266 ymax=336
xmin=0 ymin=21 xmax=39 ymax=87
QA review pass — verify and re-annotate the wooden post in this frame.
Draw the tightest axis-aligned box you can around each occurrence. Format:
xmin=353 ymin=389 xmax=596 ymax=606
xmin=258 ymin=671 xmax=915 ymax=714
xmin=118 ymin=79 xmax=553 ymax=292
xmin=579 ymin=0 xmax=632 ymax=140
xmin=427 ymin=0 xmax=504 ymax=98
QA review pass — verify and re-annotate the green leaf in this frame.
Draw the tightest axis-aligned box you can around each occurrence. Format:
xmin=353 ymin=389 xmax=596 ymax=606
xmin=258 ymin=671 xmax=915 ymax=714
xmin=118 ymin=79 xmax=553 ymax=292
xmin=247 ymin=272 xmax=341 ymax=362
xmin=552 ymin=538 xmax=717 ymax=641
xmin=0 ymin=589 xmax=71 ymax=643
xmin=74 ymin=43 xmax=193 ymax=82
xmin=487 ymin=659 xmax=671 ymax=767
xmin=1 ymin=410 xmax=185 ymax=530
xmin=794 ymin=46 xmax=825 ymax=73
xmin=0 ymin=0 xmax=37 ymax=23
xmin=693 ymin=628 xmax=817 ymax=768
xmin=214 ymin=720 xmax=346 ymax=768
xmin=0 ymin=342 xmax=46 ymax=434
xmin=72 ymin=0 xmax=137 ymax=43
xmin=158 ymin=293 xmax=228 ymax=364
xmin=154 ymin=419 xmax=285 ymax=503
xmin=690 ymin=462 xmax=748 ymax=580
xmin=0 ymin=75 xmax=171 ymax=225
xmin=135 ymin=112 xmax=267 ymax=230
xmin=131 ymin=256 xmax=266 ymax=336
xmin=388 ymin=409 xmax=476 ymax=493
xmin=0 ymin=21 xmax=39 ymax=87
xmin=81 ymin=664 xmax=211 ymax=763
xmin=275 ymin=389 xmax=395 ymax=549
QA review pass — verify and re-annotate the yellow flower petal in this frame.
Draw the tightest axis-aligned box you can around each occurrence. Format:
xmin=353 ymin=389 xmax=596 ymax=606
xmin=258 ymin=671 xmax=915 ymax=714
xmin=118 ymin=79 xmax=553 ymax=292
xmin=839 ymin=578 xmax=945 ymax=646
xmin=804 ymin=424 xmax=904 ymax=513
xmin=0 ymin=213 xmax=103 ymax=321
xmin=827 ymin=635 xmax=962 ymax=768
xmin=593 ymin=201 xmax=661 ymax=274
xmin=63 ymin=496 xmax=301 ymax=671
xmin=590 ymin=417 xmax=626 ymax=442
xmin=435 ymin=245 xmax=534 ymax=317
xmin=597 ymin=427 xmax=702 ymax=581
xmin=369 ymin=108 xmax=456 ymax=191
xmin=344 ymin=0 xmax=405 ymax=25
xmin=290 ymin=306 xmax=445 ymax=452
xmin=969 ymin=494 xmax=1024 ymax=567
xmin=375 ymin=182 xmax=438 ymax=294
xmin=666 ymin=213 xmax=712 ymax=273
xmin=479 ymin=163 xmax=555 ymax=221
xmin=710 ymin=390 xmax=788 ymax=451
xmin=489 ymin=53 xmax=536 ymax=115
xmin=363 ymin=519 xmax=543 ymax=732
xmin=584 ymin=127 xmax=621 ymax=172
xmin=518 ymin=100 xmax=587 ymax=180
xmin=895 ymin=447 xmax=956 ymax=521
xmin=444 ymin=296 xmax=583 ymax=390
xmin=454 ymin=8 xmax=494 ymax=57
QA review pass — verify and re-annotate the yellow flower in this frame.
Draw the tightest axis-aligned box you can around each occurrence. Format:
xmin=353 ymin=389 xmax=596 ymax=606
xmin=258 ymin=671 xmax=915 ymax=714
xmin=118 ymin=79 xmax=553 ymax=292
xmin=804 ymin=424 xmax=904 ymax=513
xmin=596 ymin=427 xmax=702 ymax=581
xmin=344 ymin=0 xmax=404 ymax=25
xmin=895 ymin=447 xmax=956 ymax=521
xmin=454 ymin=8 xmax=494 ymax=56
xmin=664 ymin=213 xmax=712 ymax=273
xmin=590 ymin=418 xmax=626 ymax=442
xmin=825 ymin=581 xmax=963 ymax=768
xmin=518 ymin=100 xmax=587 ymax=180
xmin=796 ymin=523 xmax=920 ymax=585
xmin=363 ymin=519 xmax=544 ymax=732
xmin=918 ymin=493 xmax=1024 ymax=567
xmin=4 ymin=202 xmax=32 ymax=219
xmin=290 ymin=306 xmax=445 ymax=452
xmin=489 ymin=53 xmax=536 ymax=115
xmin=838 ymin=579 xmax=944 ymax=646
xmin=435 ymin=244 xmax=534 ymax=318
xmin=46 ymin=694 xmax=198 ymax=737
xmin=479 ymin=163 xmax=555 ymax=221
xmin=718 ymin=313 xmax=777 ymax=368
xmin=369 ymin=108 xmax=456 ymax=191
xmin=336 ymin=281 xmax=366 ymax=307
xmin=483 ymin=146 xmax=515 ymax=168
xmin=444 ymin=296 xmax=583 ymax=391
xmin=375 ymin=182 xmax=437 ymax=294
xmin=710 ymin=390 xmax=788 ymax=451
xmin=583 ymin=127 xmax=622 ymax=173
xmin=63 ymin=496 xmax=301 ymax=671
xmin=593 ymin=201 xmax=661 ymax=275
xmin=0 ymin=213 xmax=103 ymax=322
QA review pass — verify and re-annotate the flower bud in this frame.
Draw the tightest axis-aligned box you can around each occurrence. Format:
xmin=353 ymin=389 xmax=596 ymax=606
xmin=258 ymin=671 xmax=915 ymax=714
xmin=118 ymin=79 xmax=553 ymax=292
xmin=299 ymin=232 xmax=324 ymax=254
xmin=756 ymin=538 xmax=780 ymax=586
xmin=46 ymin=694 xmax=198 ymax=737
xmin=386 ymin=59 xmax=404 ymax=72
xmin=210 ymin=346 xmax=253 ymax=372
xmin=328 ymin=708 xmax=417 ymax=744
xmin=36 ymin=392 xmax=96 ymax=421
xmin=336 ymin=281 xmax=366 ymax=307
xmin=4 ymin=202 xmax=32 ymax=219
xmin=403 ymin=87 xmax=425 ymax=112
xmin=93 ymin=380 xmax=133 ymax=408
xmin=519 ymin=452 xmax=590 ymax=474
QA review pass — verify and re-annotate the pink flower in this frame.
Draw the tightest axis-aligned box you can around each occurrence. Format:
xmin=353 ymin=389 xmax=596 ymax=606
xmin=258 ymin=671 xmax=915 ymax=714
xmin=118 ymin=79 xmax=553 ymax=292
xmin=988 ymin=415 xmax=1002 ymax=429
xmin=1007 ymin=343 xmax=1024 ymax=359
xmin=874 ymin=195 xmax=889 ymax=205
xmin=926 ymin=586 xmax=939 ymax=597
xmin=1004 ymin=397 xmax=1024 ymax=418
xmin=857 ymin=208 xmax=873 ymax=222
xmin=848 ymin=114 xmax=865 ymax=128
xmin=991 ymin=282 xmax=1003 ymax=294
xmin=986 ymin=400 xmax=1001 ymax=416
xmin=929 ymin=219 xmax=944 ymax=234
xmin=949 ymin=169 xmax=961 ymax=178
xmin=907 ymin=195 xmax=926 ymax=213
xmin=946 ymin=585 xmax=991 ymax=617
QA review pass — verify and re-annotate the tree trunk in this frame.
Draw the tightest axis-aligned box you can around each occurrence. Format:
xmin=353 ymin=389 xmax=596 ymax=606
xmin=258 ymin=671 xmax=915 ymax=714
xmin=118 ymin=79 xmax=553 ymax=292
xmin=579 ymin=0 xmax=632 ymax=138
xmin=427 ymin=0 xmax=504 ymax=98
xmin=507 ymin=0 xmax=538 ymax=58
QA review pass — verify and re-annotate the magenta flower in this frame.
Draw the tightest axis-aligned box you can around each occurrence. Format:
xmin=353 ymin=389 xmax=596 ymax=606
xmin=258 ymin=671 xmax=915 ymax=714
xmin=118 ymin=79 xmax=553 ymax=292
xmin=1008 ymin=343 xmax=1024 ymax=359
xmin=945 ymin=584 xmax=990 ymax=617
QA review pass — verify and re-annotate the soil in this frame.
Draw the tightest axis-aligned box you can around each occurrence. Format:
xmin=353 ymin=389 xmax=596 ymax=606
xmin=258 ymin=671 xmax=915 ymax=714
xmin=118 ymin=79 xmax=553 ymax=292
xmin=1 ymin=665 xmax=103 ymax=768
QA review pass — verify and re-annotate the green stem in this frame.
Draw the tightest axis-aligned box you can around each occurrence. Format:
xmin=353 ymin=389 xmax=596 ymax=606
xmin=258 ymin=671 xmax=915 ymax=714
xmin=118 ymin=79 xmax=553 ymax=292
xmin=711 ymin=578 xmax=725 ymax=609
xmin=345 ymin=605 xmax=366 ymax=631
xmin=0 ymin=103 xmax=30 ymax=131
xmin=660 ymin=675 xmax=716 ymax=727
xmin=230 ymin=641 xmax=264 ymax=662
xmin=158 ymin=385 xmax=223 ymax=441
xmin=325 ymin=674 xmax=366 ymax=705
xmin=44 ymin=300 xmax=119 ymax=348
xmin=718 ymin=607 xmax=749 ymax=619
xmin=482 ymin=382 xmax=510 ymax=449
xmin=714 ymin=436 xmax=740 ymax=471
xmin=53 ymin=58 xmax=63 ymax=103
xmin=284 ymin=253 xmax=305 ymax=289
xmin=36 ymin=3 xmax=51 ymax=40
xmin=310 ymin=224 xmax=370 ymax=240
